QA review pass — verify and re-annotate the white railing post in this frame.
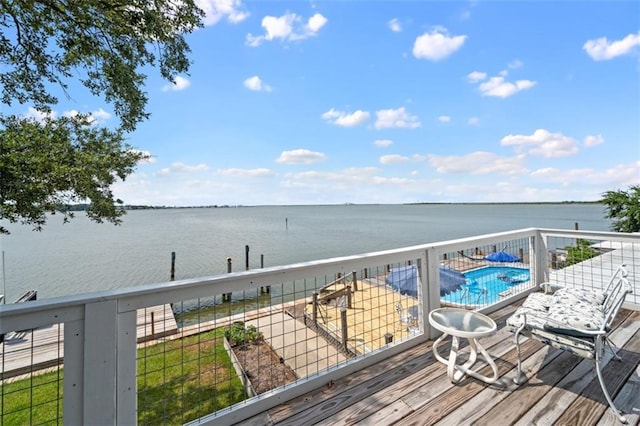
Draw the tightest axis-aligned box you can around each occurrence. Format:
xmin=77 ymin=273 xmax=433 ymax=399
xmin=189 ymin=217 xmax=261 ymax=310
xmin=532 ymin=231 xmax=549 ymax=286
xmin=424 ymin=247 xmax=441 ymax=339
xmin=117 ymin=309 xmax=138 ymax=424
xmin=82 ymin=300 xmax=119 ymax=424
xmin=63 ymin=319 xmax=85 ymax=424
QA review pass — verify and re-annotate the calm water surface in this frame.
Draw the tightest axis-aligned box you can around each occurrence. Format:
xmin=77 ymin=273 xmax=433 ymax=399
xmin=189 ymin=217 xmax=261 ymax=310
xmin=0 ymin=204 xmax=610 ymax=301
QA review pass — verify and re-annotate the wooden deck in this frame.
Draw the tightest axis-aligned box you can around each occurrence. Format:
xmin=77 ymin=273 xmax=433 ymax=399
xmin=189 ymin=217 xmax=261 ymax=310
xmin=240 ymin=303 xmax=640 ymax=425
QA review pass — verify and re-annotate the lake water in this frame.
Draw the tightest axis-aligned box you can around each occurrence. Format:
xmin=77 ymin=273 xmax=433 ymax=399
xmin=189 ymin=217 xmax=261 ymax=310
xmin=0 ymin=203 xmax=610 ymax=301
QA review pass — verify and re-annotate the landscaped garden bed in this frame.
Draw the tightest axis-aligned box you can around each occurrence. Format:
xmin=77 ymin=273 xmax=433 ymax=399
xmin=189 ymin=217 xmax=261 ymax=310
xmin=224 ymin=322 xmax=297 ymax=395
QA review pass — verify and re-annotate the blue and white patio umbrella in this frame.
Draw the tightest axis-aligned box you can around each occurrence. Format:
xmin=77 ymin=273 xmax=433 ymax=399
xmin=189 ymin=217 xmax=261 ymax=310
xmin=438 ymin=265 xmax=467 ymax=296
xmin=484 ymin=251 xmax=521 ymax=262
xmin=386 ymin=265 xmax=419 ymax=297
xmin=385 ymin=264 xmax=467 ymax=297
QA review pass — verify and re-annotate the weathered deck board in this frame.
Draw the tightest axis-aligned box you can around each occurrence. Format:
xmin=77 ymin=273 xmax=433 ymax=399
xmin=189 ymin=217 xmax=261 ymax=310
xmin=266 ymin=304 xmax=520 ymax=426
xmin=136 ymin=304 xmax=178 ymax=342
xmin=512 ymin=310 xmax=640 ymax=426
xmin=247 ymin=304 xmax=517 ymax=425
xmin=554 ymin=324 xmax=640 ymax=425
xmin=245 ymin=307 xmax=640 ymax=426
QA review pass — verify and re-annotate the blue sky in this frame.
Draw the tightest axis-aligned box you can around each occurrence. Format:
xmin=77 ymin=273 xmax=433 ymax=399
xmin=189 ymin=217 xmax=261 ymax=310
xmin=26 ymin=1 xmax=640 ymax=205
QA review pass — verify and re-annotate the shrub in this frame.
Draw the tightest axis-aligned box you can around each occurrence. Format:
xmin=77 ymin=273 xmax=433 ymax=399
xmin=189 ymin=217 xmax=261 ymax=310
xmin=224 ymin=322 xmax=263 ymax=347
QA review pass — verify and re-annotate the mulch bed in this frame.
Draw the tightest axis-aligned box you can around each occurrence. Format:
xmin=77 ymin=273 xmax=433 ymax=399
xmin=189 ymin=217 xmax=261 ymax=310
xmin=231 ymin=340 xmax=297 ymax=394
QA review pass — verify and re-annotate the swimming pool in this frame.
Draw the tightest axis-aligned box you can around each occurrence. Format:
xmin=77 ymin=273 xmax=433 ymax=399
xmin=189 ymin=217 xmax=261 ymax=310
xmin=440 ymin=266 xmax=531 ymax=306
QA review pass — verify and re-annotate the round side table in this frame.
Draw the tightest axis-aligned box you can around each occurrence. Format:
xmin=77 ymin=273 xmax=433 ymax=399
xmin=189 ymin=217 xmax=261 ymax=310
xmin=428 ymin=307 xmax=498 ymax=384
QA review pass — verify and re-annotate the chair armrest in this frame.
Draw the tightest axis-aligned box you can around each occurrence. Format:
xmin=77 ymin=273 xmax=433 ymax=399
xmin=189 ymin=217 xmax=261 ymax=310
xmin=539 ymin=282 xmax=563 ymax=294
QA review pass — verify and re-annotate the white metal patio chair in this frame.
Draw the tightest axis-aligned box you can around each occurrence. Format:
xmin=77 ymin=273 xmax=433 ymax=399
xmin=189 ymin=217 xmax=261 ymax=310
xmin=507 ymin=264 xmax=633 ymax=423
xmin=395 ymin=302 xmax=419 ymax=333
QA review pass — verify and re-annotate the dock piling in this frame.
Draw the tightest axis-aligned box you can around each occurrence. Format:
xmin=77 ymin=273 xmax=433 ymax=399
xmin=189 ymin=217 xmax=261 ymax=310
xmin=340 ymin=307 xmax=348 ymax=350
xmin=170 ymin=251 xmax=176 ymax=281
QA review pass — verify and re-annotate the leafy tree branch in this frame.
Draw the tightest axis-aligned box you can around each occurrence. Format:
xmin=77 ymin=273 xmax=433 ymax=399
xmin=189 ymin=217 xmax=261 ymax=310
xmin=0 ymin=0 xmax=204 ymax=233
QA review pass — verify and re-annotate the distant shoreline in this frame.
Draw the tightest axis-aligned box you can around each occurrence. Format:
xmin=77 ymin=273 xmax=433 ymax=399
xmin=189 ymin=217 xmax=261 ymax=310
xmin=59 ymin=200 xmax=603 ymax=212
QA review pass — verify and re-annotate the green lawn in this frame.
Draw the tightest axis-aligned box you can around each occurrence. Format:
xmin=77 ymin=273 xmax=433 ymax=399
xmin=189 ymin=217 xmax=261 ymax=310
xmin=1 ymin=329 xmax=246 ymax=425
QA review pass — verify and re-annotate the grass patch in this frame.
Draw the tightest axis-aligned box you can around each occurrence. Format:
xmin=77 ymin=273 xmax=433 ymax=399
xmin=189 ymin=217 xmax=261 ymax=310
xmin=0 ymin=369 xmax=63 ymax=425
xmin=1 ymin=329 xmax=246 ymax=425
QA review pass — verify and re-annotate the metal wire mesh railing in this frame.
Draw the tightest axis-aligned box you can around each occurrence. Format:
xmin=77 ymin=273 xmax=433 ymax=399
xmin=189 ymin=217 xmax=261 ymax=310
xmin=1 ymin=228 xmax=637 ymax=425
xmin=1 ymin=323 xmax=64 ymax=425
xmin=439 ymin=236 xmax=534 ymax=310
xmin=135 ymin=259 xmax=424 ymax=424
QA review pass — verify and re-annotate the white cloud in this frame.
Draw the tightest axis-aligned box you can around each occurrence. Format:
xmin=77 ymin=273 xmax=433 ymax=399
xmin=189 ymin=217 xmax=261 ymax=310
xmin=583 ymin=32 xmax=640 ymax=61
xmin=413 ymin=27 xmax=467 ymax=61
xmin=438 ymin=115 xmax=451 ymax=123
xmin=476 ymin=74 xmax=536 ymax=98
xmin=306 ymin=13 xmax=328 ymax=34
xmin=321 ymin=108 xmax=370 ymax=127
xmin=501 ymin=129 xmax=579 ymax=158
xmin=244 ymin=75 xmax=273 ymax=92
xmin=283 ymin=167 xmax=430 ymax=192
xmin=91 ymin=108 xmax=111 ymax=121
xmin=584 ymin=134 xmax=605 ymax=147
xmin=375 ymin=107 xmax=421 ymax=129
xmin=26 ymin=107 xmax=112 ymax=126
xmin=276 ymin=149 xmax=327 ymax=164
xmin=388 ymin=18 xmax=402 ymax=32
xmin=380 ymin=154 xmax=410 ymax=164
xmin=428 ymin=151 xmax=527 ymax=175
xmin=195 ymin=0 xmax=249 ymax=26
xmin=216 ymin=168 xmax=276 ymax=177
xmin=246 ymin=12 xmax=327 ymax=47
xmin=162 ymin=76 xmax=190 ymax=92
xmin=374 ymin=139 xmax=393 ymax=148
xmin=531 ymin=161 xmax=640 ymax=187
xmin=25 ymin=107 xmax=56 ymax=122
xmin=508 ymin=59 xmax=523 ymax=69
xmin=63 ymin=109 xmax=79 ymax=118
xmin=378 ymin=153 xmax=425 ymax=165
xmin=466 ymin=71 xmax=487 ymax=83
xmin=468 ymin=116 xmax=479 ymax=125
xmin=128 ymin=149 xmax=156 ymax=164
xmin=158 ymin=162 xmax=210 ymax=176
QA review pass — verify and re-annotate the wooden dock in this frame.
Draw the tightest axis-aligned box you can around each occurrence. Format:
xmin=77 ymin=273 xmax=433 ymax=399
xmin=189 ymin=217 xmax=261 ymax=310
xmin=1 ymin=304 xmax=178 ymax=380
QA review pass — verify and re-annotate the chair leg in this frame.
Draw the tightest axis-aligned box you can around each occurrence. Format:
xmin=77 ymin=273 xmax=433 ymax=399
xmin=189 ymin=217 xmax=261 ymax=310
xmin=604 ymin=337 xmax=623 ymax=361
xmin=595 ymin=350 xmax=627 ymax=423
xmin=513 ymin=321 xmax=526 ymax=385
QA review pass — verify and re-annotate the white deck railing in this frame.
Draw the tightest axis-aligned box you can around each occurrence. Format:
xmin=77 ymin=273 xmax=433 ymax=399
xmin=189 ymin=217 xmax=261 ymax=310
xmin=1 ymin=228 xmax=638 ymax=425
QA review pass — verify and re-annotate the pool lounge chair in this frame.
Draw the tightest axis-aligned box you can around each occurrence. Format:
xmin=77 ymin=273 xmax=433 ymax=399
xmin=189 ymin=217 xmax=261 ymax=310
xmin=507 ymin=265 xmax=633 ymax=423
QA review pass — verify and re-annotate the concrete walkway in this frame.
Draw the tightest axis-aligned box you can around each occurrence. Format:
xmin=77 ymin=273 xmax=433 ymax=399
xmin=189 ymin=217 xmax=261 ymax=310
xmin=247 ymin=312 xmax=346 ymax=378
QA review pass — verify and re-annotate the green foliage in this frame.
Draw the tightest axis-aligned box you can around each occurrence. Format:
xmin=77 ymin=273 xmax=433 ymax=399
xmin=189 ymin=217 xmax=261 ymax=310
xmin=565 ymin=239 xmax=598 ymax=266
xmin=0 ymin=1 xmax=204 ymax=233
xmin=0 ymin=115 xmax=146 ymax=233
xmin=601 ymin=185 xmax=640 ymax=233
xmin=224 ymin=322 xmax=263 ymax=347
xmin=0 ymin=0 xmax=204 ymax=131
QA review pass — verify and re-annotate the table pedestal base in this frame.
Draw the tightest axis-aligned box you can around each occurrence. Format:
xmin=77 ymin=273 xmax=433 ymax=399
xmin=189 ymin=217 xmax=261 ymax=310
xmin=432 ymin=332 xmax=498 ymax=384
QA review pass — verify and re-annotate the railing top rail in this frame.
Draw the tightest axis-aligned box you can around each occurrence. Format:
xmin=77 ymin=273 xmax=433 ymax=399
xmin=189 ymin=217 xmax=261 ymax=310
xmin=2 ymin=227 xmax=637 ymax=321
xmin=0 ymin=242 xmax=428 ymax=318
xmin=538 ymin=228 xmax=640 ymax=242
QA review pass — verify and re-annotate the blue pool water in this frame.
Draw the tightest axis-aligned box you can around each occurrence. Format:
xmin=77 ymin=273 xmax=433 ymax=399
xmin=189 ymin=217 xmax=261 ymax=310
xmin=440 ymin=266 xmax=531 ymax=306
